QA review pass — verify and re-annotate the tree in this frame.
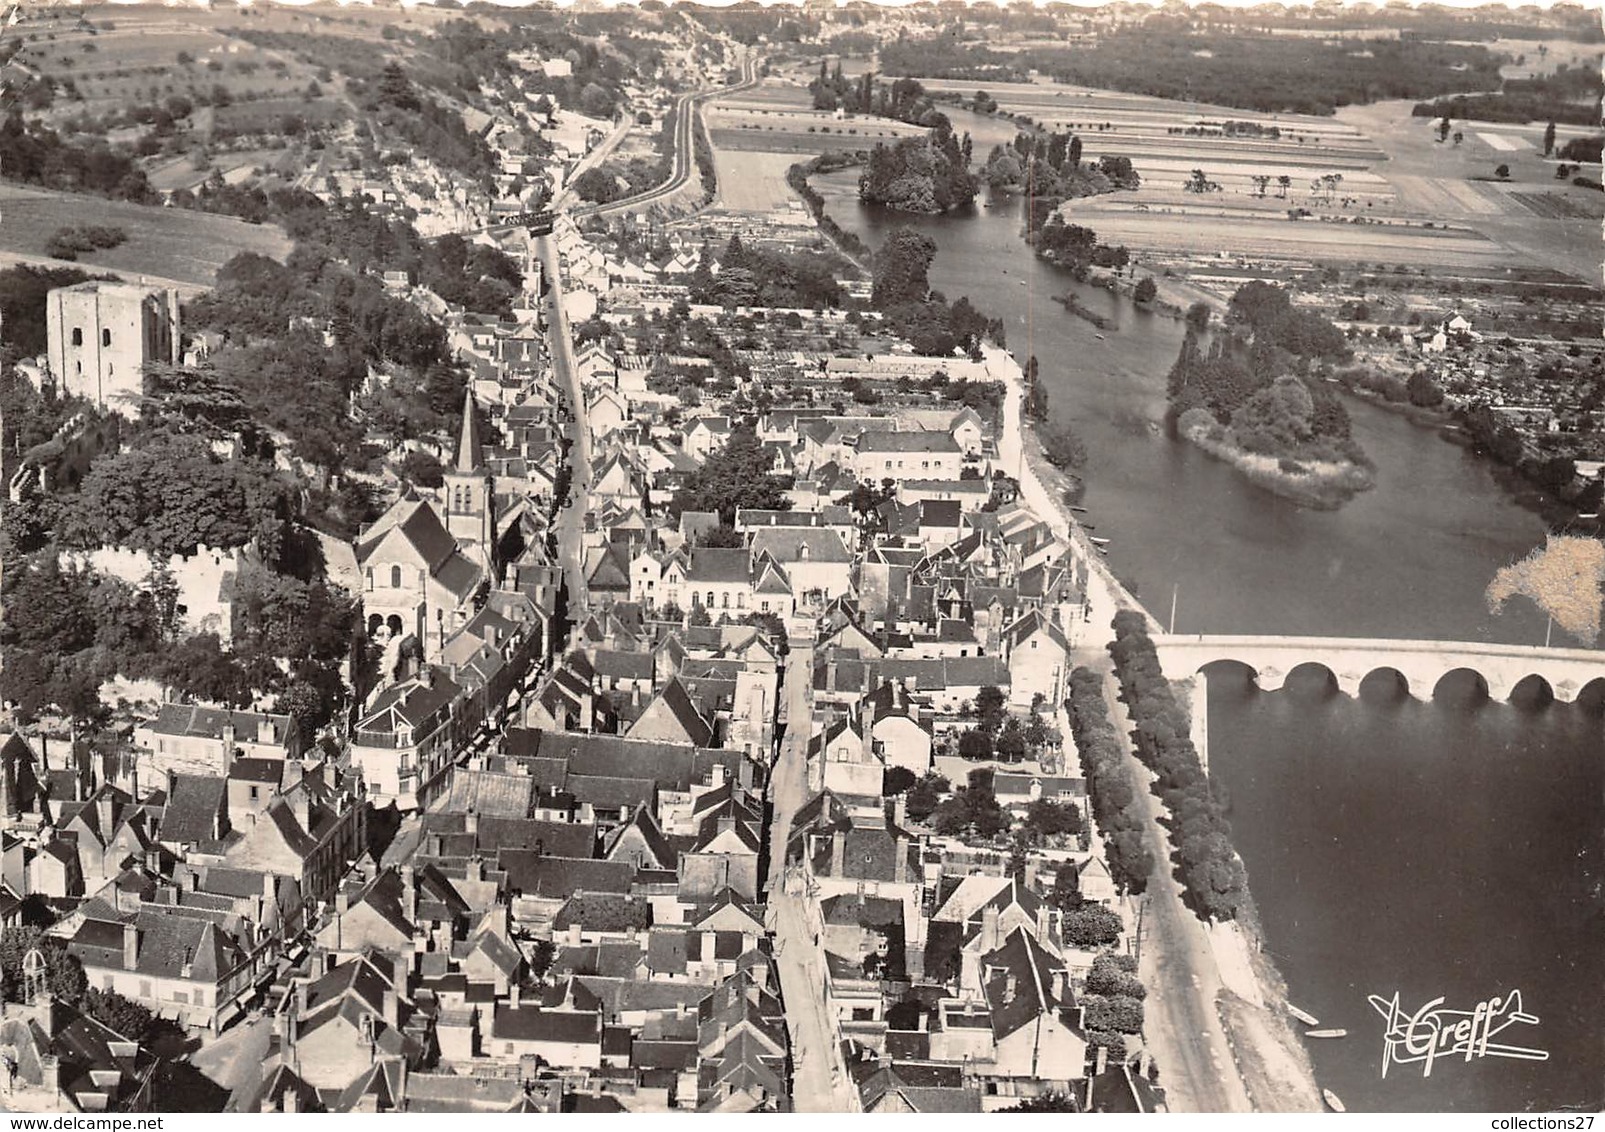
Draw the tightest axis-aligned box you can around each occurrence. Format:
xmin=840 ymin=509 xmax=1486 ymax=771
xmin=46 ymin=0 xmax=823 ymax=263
xmin=1005 ymin=1094 xmax=1078 ymax=1112
xmin=930 ymin=777 xmax=1009 ymax=839
xmin=904 ymin=772 xmax=950 ymax=821
xmin=1087 ymin=953 xmax=1147 ymax=1000
xmin=974 ymin=684 xmax=1007 ymax=731
xmin=1082 ymin=993 xmax=1145 ymax=1033
xmin=0 ymin=927 xmax=86 ymax=1002
xmin=1276 ymin=174 xmax=1290 ymax=199
xmin=1040 ymin=423 xmax=1088 ymax=470
xmin=158 ymin=633 xmax=253 ymax=706
xmin=399 ymin=449 xmax=444 ymax=488
xmin=1133 ymin=276 xmax=1158 ymax=304
xmin=375 ymin=62 xmax=420 ymax=113
xmin=578 ymin=82 xmax=614 ymax=119
xmin=871 ymin=226 xmax=937 ymax=308
xmin=957 ymin=729 xmax=993 ymax=760
xmin=1063 ymin=904 xmax=1124 ymax=949
xmin=1406 ymin=371 xmax=1444 ymax=408
xmin=883 ymin=766 xmax=917 ymax=796
xmin=1050 ymin=860 xmax=1083 ymax=912
xmin=670 ymin=426 xmax=791 ymax=525
xmin=1494 ymin=163 xmax=1510 ymax=179
xmin=1068 ymin=134 xmax=1083 ymax=169
xmin=1185 ymin=301 xmax=1211 ymax=332
xmin=697 ymin=524 xmax=745 ymax=549
xmin=1543 ymin=121 xmax=1556 ymax=156
xmin=1025 ymin=798 xmax=1082 ymax=841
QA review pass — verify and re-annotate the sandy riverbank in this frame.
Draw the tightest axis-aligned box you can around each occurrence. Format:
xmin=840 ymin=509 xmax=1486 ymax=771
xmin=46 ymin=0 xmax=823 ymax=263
xmin=1173 ymin=679 xmax=1327 ymax=1113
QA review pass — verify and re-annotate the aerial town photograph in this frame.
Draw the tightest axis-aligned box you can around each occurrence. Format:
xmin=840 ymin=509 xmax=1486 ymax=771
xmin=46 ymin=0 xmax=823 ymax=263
xmin=0 ymin=0 xmax=1599 ymax=1117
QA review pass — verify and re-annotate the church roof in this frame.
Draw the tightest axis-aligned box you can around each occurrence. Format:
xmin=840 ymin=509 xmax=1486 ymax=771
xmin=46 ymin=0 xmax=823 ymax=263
xmin=454 ymin=389 xmax=486 ymax=474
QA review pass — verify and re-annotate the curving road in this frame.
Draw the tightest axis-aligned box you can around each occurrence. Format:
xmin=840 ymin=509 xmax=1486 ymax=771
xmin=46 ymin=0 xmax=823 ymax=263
xmin=573 ymin=53 xmax=759 ymax=219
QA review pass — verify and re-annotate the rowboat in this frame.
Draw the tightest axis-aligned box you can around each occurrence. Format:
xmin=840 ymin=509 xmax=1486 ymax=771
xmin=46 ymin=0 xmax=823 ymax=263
xmin=1306 ymin=1029 xmax=1347 ymax=1039
xmin=1288 ymin=1004 xmax=1320 ymax=1027
xmin=1089 ymin=536 xmax=1110 ymax=547
xmin=1322 ymin=1089 xmax=1346 ymax=1113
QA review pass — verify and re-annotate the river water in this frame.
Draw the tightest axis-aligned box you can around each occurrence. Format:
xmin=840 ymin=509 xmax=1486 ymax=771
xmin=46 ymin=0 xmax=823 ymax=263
xmin=813 ymin=111 xmax=1604 ymax=1112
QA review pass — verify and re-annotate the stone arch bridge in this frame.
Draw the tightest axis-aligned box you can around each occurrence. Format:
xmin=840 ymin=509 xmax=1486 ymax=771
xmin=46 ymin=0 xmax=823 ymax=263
xmin=1152 ymin=634 xmax=1605 ymax=703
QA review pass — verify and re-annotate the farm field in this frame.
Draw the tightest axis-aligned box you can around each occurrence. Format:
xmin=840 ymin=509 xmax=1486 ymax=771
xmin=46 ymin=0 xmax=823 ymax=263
xmin=1068 ymin=199 xmax=1515 ymax=269
xmin=0 ymin=183 xmax=292 ymax=291
xmin=144 ymin=148 xmax=293 ymax=193
xmin=709 ymin=151 xmax=808 ymax=213
xmin=707 ymin=106 xmax=922 ymax=152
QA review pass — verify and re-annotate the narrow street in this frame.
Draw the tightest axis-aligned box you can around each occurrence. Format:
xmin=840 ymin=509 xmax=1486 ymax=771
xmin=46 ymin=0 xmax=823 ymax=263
xmin=764 ymin=642 xmax=860 ymax=1113
xmin=534 ymin=233 xmax=591 ymax=620
xmin=1093 ymin=662 xmax=1253 ymax=1114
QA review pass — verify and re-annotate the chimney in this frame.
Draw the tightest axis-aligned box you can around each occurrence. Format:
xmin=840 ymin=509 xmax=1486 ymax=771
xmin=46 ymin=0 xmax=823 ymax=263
xmin=97 ymin=791 xmax=114 ymax=836
xmin=892 ymin=795 xmax=907 ymax=829
xmin=700 ymin=931 xmax=716 ymax=965
xmin=710 ymin=762 xmax=725 ymax=789
xmin=382 ymin=988 xmax=399 ymax=1030
xmin=1095 ymin=1044 xmax=1108 ymax=1076
xmin=831 ymin=830 xmax=846 ymax=878
xmin=465 ymin=810 xmax=479 ymax=838
xmin=336 ymin=887 xmax=350 ymax=916
xmin=509 ymin=984 xmax=521 ymax=1010
xmin=401 ymin=865 xmax=417 ymax=925
xmin=222 ymin=718 xmax=238 ymax=773
xmin=39 ymin=1054 xmax=59 ymax=1100
xmin=893 ymin=835 xmax=907 ymax=884
xmin=122 ymin=922 xmax=138 ymax=971
xmin=981 ymin=906 xmax=1001 ymax=954
xmin=1036 ymin=904 xmax=1052 ymax=944
xmin=294 ymin=979 xmax=308 ymax=1019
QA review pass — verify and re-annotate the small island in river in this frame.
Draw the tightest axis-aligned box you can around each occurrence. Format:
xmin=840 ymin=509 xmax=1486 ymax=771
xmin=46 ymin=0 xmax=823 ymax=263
xmin=1167 ymin=282 xmax=1373 ymax=509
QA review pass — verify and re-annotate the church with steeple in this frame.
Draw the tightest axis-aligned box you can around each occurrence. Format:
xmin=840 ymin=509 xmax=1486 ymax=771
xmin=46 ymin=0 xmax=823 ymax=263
xmin=443 ymin=389 xmax=497 ymax=579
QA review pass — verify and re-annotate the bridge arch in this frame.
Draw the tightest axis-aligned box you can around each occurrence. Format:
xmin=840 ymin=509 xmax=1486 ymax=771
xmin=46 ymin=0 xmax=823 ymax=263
xmin=1433 ymin=667 xmax=1498 ymax=704
xmin=1358 ymin=666 xmax=1410 ymax=699
xmin=1509 ymin=673 xmax=1556 ymax=705
xmin=1575 ymin=677 xmax=1605 ymax=712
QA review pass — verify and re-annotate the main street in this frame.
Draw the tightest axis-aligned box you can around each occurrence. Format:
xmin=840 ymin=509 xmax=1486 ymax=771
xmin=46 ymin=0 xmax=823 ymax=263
xmin=534 ymin=233 xmax=591 ymax=621
xmin=1091 ymin=662 xmax=1253 ymax=1114
xmin=765 ymin=639 xmax=860 ymax=1113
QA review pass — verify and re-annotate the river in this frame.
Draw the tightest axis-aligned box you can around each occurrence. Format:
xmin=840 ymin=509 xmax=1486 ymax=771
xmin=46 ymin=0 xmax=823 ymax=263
xmin=813 ymin=109 xmax=1604 ymax=1112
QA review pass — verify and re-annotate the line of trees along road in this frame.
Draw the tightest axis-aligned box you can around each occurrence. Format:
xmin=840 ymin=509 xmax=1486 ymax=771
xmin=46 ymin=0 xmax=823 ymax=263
xmin=1107 ymin=611 xmax=1249 ymax=923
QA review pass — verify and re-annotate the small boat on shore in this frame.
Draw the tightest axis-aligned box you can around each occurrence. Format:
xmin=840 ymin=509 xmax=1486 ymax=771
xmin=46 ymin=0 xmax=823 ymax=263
xmin=1322 ymin=1089 xmax=1346 ymax=1113
xmin=1306 ymin=1029 xmax=1348 ymax=1039
xmin=1095 ymin=333 xmax=1106 ymax=340
xmin=1089 ymin=536 xmax=1110 ymax=547
xmin=1069 ymin=505 xmax=1089 ymax=514
xmin=1288 ymin=1004 xmax=1320 ymax=1027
